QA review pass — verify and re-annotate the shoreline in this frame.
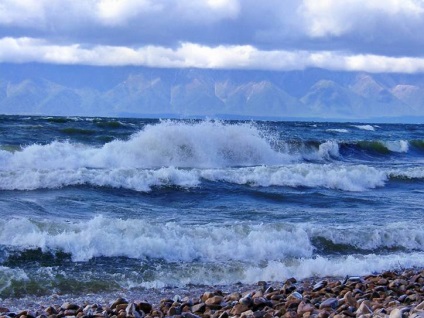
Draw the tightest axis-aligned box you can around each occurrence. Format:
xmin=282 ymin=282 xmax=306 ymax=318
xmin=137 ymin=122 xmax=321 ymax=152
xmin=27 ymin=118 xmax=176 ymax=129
xmin=1 ymin=268 xmax=424 ymax=317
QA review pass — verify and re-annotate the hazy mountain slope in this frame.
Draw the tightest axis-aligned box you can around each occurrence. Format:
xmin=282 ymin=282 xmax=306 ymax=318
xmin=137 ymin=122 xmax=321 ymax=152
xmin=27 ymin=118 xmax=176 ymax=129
xmin=0 ymin=64 xmax=424 ymax=121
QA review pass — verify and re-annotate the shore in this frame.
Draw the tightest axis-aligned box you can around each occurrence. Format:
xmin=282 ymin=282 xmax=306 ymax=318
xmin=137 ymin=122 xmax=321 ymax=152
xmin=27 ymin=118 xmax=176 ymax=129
xmin=1 ymin=268 xmax=424 ymax=318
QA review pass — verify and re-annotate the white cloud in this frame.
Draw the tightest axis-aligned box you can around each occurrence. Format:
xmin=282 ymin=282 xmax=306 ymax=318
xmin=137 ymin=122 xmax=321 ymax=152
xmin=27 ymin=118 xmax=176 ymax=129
xmin=2 ymin=37 xmax=424 ymax=73
xmin=95 ymin=0 xmax=162 ymax=26
xmin=299 ymin=0 xmax=424 ymax=37
xmin=0 ymin=0 xmax=46 ymax=27
xmin=0 ymin=0 xmax=240 ymax=30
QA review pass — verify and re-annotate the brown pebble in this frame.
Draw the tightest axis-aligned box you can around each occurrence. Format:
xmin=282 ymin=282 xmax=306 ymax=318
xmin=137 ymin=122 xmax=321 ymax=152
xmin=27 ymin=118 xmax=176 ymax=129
xmin=230 ymin=303 xmax=250 ymax=316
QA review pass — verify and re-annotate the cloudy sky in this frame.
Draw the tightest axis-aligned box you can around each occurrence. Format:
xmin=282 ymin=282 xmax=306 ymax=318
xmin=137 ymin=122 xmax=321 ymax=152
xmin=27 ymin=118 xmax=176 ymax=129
xmin=1 ymin=0 xmax=424 ymax=73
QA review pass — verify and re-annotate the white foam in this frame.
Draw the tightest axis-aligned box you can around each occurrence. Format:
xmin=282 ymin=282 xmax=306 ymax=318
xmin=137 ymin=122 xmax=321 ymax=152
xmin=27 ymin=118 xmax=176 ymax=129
xmin=243 ymin=252 xmax=424 ymax=282
xmin=305 ymin=222 xmax=424 ymax=251
xmin=2 ymin=217 xmax=422 ymax=263
xmin=352 ymin=125 xmax=375 ymax=131
xmin=0 ymin=167 xmax=200 ymax=191
xmin=0 ymin=121 xmax=291 ymax=171
xmin=389 ymin=167 xmax=424 ymax=179
xmin=384 ymin=140 xmax=409 ymax=153
xmin=326 ymin=129 xmax=349 ymax=133
xmin=0 ymin=162 xmax=388 ymax=192
xmin=318 ymin=141 xmax=340 ymax=160
xmin=201 ymin=164 xmax=387 ymax=191
xmin=0 ymin=217 xmax=314 ymax=262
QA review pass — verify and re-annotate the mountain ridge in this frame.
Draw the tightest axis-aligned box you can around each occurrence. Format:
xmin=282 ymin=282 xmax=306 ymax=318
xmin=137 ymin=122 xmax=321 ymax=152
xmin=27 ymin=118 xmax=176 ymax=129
xmin=1 ymin=63 xmax=424 ymax=122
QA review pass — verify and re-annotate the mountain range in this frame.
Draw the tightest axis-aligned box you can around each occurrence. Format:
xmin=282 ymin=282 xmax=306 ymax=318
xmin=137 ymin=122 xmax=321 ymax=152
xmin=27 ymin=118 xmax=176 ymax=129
xmin=1 ymin=63 xmax=424 ymax=122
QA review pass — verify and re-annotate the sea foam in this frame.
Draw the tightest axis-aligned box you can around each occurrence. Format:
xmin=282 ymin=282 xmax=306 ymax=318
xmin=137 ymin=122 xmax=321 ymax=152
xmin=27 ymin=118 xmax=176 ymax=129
xmin=1 ymin=217 xmax=423 ymax=263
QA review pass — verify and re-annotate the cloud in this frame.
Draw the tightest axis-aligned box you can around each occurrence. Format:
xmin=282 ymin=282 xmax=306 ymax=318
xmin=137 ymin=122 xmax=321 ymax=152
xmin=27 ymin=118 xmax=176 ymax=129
xmin=299 ymin=0 xmax=424 ymax=37
xmin=2 ymin=37 xmax=424 ymax=73
xmin=0 ymin=1 xmax=424 ymax=71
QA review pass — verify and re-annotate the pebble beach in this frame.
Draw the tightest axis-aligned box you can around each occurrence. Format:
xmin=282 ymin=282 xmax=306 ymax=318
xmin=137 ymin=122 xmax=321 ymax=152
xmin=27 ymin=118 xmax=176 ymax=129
xmin=2 ymin=268 xmax=424 ymax=318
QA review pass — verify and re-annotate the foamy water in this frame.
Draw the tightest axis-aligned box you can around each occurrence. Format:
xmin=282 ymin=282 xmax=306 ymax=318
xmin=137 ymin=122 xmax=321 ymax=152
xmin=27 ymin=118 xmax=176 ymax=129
xmin=0 ymin=116 xmax=423 ymax=299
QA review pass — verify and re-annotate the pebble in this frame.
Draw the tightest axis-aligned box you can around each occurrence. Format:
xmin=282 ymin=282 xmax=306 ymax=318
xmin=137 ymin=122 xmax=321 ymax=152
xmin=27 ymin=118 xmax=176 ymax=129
xmin=2 ymin=269 xmax=424 ymax=318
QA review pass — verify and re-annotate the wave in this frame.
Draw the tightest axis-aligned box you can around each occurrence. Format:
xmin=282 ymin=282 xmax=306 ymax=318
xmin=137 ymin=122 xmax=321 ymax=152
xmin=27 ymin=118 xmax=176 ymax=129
xmin=0 ymin=121 xmax=422 ymax=194
xmin=201 ymin=164 xmax=386 ymax=191
xmin=0 ymin=217 xmax=314 ymax=262
xmin=0 ymin=120 xmax=290 ymax=170
xmin=326 ymin=129 xmax=349 ymax=133
xmin=1 ymin=217 xmax=423 ymax=263
xmin=389 ymin=167 xmax=424 ymax=180
xmin=1 ymin=217 xmax=424 ymax=296
xmin=0 ymin=163 xmax=388 ymax=192
xmin=352 ymin=124 xmax=376 ymax=131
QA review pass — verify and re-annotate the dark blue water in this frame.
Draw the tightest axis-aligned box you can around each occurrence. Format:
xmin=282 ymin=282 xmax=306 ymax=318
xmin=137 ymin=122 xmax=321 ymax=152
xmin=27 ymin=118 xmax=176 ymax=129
xmin=0 ymin=115 xmax=423 ymax=301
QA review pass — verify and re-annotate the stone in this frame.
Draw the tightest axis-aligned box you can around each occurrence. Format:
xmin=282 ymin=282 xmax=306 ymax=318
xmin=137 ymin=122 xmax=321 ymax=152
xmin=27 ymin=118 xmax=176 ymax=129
xmin=115 ymin=304 xmax=128 ymax=312
xmin=61 ymin=303 xmax=80 ymax=311
xmin=201 ymin=292 xmax=214 ymax=302
xmin=218 ymin=312 xmax=229 ymax=318
xmin=205 ymin=296 xmax=223 ymax=306
xmin=191 ymin=303 xmax=206 ymax=313
xmin=137 ymin=302 xmax=152 ymax=315
xmin=313 ymin=281 xmax=328 ymax=292
xmin=344 ymin=291 xmax=357 ymax=308
xmin=167 ymin=307 xmax=178 ymax=316
xmin=414 ymin=300 xmax=424 ymax=311
xmin=356 ymin=301 xmax=372 ymax=317
xmin=181 ymin=313 xmax=200 ymax=318
xmin=389 ymin=308 xmax=402 ymax=318
xmin=319 ymin=298 xmax=338 ymax=310
xmin=240 ymin=296 xmax=253 ymax=306
xmin=297 ymin=301 xmax=315 ymax=316
xmin=230 ymin=304 xmax=250 ymax=316
xmin=240 ymin=310 xmax=254 ymax=318
xmin=111 ymin=299 xmax=128 ymax=309
xmin=225 ymin=292 xmax=241 ymax=302
xmin=289 ymin=292 xmax=303 ymax=300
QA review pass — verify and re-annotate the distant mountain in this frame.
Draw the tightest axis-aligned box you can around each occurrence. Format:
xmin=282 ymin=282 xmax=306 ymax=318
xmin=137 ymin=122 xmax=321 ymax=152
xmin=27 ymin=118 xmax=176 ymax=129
xmin=1 ymin=63 xmax=424 ymax=122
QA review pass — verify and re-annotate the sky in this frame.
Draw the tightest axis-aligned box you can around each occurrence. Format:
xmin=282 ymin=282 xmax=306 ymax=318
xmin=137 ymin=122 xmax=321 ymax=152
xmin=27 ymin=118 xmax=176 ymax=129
xmin=1 ymin=0 xmax=424 ymax=73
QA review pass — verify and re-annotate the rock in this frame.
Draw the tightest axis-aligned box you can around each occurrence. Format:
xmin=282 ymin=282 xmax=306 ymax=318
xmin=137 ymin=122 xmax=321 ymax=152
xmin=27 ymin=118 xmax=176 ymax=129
xmin=241 ymin=309 xmax=254 ymax=318
xmin=201 ymin=292 xmax=214 ymax=302
xmin=356 ymin=301 xmax=372 ymax=317
xmin=344 ymin=291 xmax=357 ymax=308
xmin=252 ymin=297 xmax=270 ymax=308
xmin=126 ymin=303 xmax=142 ymax=318
xmin=414 ymin=300 xmax=424 ymax=311
xmin=60 ymin=303 xmax=80 ymax=311
xmin=205 ymin=296 xmax=223 ymax=306
xmin=111 ymin=298 xmax=128 ymax=309
xmin=319 ymin=298 xmax=338 ymax=310
xmin=218 ymin=312 xmax=229 ymax=318
xmin=0 ymin=308 xmax=9 ymax=314
xmin=181 ymin=313 xmax=201 ymax=318
xmin=167 ymin=307 xmax=178 ymax=316
xmin=289 ymin=292 xmax=303 ymax=300
xmin=297 ymin=301 xmax=315 ymax=316
xmin=137 ymin=302 xmax=152 ymax=314
xmin=239 ymin=295 xmax=253 ymax=306
xmin=115 ymin=304 xmax=128 ymax=311
xmin=225 ymin=292 xmax=241 ymax=302
xmin=230 ymin=304 xmax=250 ymax=316
xmin=264 ymin=286 xmax=274 ymax=294
xmin=191 ymin=303 xmax=206 ymax=313
xmin=389 ymin=308 xmax=402 ymax=318
xmin=313 ymin=281 xmax=328 ymax=292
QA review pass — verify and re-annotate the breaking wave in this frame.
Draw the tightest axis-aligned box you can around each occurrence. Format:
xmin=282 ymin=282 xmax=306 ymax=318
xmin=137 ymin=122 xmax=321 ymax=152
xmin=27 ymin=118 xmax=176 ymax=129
xmin=1 ymin=217 xmax=423 ymax=263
